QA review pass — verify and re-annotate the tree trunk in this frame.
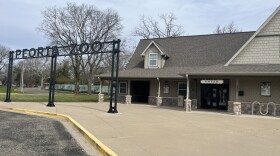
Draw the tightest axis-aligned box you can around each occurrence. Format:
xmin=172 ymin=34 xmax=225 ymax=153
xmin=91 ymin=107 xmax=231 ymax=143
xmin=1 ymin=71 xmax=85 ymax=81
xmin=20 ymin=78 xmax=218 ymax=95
xmin=87 ymin=76 xmax=96 ymax=95
xmin=87 ymin=79 xmax=92 ymax=95
xmin=74 ymin=73 xmax=80 ymax=95
xmin=74 ymin=81 xmax=79 ymax=95
xmin=40 ymin=77 xmax=44 ymax=89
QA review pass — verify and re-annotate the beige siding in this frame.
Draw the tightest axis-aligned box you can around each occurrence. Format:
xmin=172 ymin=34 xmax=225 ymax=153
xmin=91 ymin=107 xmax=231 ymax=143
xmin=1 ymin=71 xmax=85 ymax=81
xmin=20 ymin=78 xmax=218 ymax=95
xmin=144 ymin=45 xmax=165 ymax=69
xmin=150 ymin=79 xmax=158 ymax=96
xmin=230 ymin=37 xmax=280 ymax=64
xmin=238 ymin=78 xmax=280 ymax=103
xmin=196 ymin=81 xmax=201 ymax=108
xmin=229 ymin=79 xmax=237 ymax=101
xmin=259 ymin=10 xmax=280 ymax=35
xmin=149 ymin=79 xmax=196 ymax=98
xmin=230 ymin=9 xmax=280 ymax=65
xmin=228 ymin=78 xmax=280 ymax=104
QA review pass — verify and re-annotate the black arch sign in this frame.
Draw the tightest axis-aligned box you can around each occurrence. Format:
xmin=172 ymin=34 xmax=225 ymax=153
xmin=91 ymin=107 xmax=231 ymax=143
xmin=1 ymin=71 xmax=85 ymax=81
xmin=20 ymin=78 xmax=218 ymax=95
xmin=5 ymin=39 xmax=121 ymax=113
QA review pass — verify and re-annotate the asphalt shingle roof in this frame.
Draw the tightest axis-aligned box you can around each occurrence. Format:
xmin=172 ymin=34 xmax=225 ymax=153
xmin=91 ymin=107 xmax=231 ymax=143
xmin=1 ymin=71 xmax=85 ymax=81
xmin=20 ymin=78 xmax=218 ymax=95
xmin=100 ymin=32 xmax=280 ymax=78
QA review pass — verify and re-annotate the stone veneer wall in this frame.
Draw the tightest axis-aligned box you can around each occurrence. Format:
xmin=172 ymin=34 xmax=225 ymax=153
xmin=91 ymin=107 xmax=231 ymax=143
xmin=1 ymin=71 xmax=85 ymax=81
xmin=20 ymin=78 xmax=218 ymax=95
xmin=161 ymin=97 xmax=178 ymax=106
xmin=228 ymin=101 xmax=280 ymax=116
xmin=148 ymin=96 xmax=179 ymax=106
xmin=148 ymin=96 xmax=157 ymax=105
xmin=118 ymin=95 xmax=126 ymax=103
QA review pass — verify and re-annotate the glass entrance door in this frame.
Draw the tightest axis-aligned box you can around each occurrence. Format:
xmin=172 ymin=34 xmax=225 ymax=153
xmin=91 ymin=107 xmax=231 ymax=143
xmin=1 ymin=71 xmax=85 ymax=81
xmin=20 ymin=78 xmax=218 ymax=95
xmin=201 ymin=84 xmax=229 ymax=110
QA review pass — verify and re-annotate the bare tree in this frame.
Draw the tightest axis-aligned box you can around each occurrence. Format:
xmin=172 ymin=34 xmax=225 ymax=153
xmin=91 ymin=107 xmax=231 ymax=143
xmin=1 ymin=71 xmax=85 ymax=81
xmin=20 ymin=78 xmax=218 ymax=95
xmin=38 ymin=3 xmax=122 ymax=94
xmin=133 ymin=13 xmax=184 ymax=39
xmin=0 ymin=44 xmax=10 ymax=71
xmin=214 ymin=22 xmax=242 ymax=34
xmin=25 ymin=58 xmax=50 ymax=89
xmin=0 ymin=45 xmax=10 ymax=85
xmin=101 ymin=38 xmax=134 ymax=74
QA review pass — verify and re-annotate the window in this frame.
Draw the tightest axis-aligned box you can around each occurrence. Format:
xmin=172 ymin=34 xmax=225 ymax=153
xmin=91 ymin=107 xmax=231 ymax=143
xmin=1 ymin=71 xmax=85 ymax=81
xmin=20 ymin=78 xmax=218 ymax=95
xmin=149 ymin=53 xmax=158 ymax=66
xmin=178 ymin=82 xmax=187 ymax=96
xmin=119 ymin=82 xmax=127 ymax=94
xmin=260 ymin=82 xmax=271 ymax=96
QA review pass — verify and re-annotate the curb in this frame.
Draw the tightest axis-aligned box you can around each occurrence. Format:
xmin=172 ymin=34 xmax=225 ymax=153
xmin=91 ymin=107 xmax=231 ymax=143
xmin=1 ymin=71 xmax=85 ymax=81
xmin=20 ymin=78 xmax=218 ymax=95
xmin=0 ymin=107 xmax=118 ymax=156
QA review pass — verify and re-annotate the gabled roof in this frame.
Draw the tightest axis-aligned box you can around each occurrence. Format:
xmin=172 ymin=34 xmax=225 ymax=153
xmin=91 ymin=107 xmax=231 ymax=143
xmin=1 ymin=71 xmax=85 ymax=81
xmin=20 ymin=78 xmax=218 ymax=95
xmin=140 ymin=40 xmax=169 ymax=58
xmin=225 ymin=6 xmax=280 ymax=66
xmin=126 ymin=32 xmax=254 ymax=70
xmin=99 ymin=32 xmax=256 ymax=78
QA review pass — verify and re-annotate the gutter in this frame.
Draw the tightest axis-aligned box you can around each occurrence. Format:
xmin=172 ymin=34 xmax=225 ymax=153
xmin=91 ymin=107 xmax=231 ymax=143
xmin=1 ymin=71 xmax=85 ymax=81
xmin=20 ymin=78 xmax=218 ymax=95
xmin=178 ymin=72 xmax=280 ymax=77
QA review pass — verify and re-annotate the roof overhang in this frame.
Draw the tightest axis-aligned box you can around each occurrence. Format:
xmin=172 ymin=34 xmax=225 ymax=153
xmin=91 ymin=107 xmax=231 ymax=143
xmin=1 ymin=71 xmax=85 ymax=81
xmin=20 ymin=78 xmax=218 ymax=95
xmin=178 ymin=72 xmax=280 ymax=77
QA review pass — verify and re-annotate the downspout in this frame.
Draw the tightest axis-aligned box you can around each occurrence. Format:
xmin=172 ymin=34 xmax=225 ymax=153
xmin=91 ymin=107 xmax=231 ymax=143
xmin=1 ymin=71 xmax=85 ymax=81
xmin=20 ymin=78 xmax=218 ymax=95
xmin=157 ymin=77 xmax=161 ymax=106
xmin=186 ymin=74 xmax=189 ymax=100
xmin=157 ymin=77 xmax=160 ymax=97
xmin=185 ymin=74 xmax=191 ymax=112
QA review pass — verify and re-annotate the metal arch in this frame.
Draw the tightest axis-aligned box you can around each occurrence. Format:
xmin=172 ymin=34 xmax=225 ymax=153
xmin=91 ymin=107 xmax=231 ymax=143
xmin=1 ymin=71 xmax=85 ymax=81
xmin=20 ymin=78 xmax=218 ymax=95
xmin=4 ymin=40 xmax=121 ymax=114
xmin=252 ymin=101 xmax=276 ymax=116
xmin=266 ymin=102 xmax=276 ymax=116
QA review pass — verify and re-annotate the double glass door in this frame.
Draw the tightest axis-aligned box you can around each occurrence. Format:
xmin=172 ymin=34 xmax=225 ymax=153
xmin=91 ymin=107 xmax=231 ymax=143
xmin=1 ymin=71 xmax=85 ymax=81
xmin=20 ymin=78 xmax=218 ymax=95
xmin=201 ymin=84 xmax=229 ymax=110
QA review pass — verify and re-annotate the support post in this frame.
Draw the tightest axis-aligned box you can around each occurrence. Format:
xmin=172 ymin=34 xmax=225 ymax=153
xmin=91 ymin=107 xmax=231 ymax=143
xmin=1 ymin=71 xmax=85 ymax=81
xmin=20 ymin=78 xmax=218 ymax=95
xmin=233 ymin=79 xmax=241 ymax=115
xmin=125 ymin=80 xmax=131 ymax=104
xmin=156 ymin=78 xmax=162 ymax=106
xmin=235 ymin=79 xmax=239 ymax=102
xmin=108 ymin=39 xmax=121 ymax=113
xmin=47 ymin=54 xmax=57 ymax=107
xmin=5 ymin=51 xmax=14 ymax=102
xmin=98 ymin=77 xmax=104 ymax=103
xmin=185 ymin=74 xmax=191 ymax=112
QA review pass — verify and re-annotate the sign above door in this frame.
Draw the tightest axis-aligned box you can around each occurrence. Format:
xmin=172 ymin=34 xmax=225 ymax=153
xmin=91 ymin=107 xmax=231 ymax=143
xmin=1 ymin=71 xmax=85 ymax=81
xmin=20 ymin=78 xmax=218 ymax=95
xmin=201 ymin=80 xmax=224 ymax=84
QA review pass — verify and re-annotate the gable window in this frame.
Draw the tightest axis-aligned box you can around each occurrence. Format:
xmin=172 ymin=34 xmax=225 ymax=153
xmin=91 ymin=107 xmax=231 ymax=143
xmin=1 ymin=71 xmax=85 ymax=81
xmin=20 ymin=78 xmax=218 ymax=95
xmin=149 ymin=53 xmax=158 ymax=66
xmin=119 ymin=82 xmax=127 ymax=94
xmin=178 ymin=82 xmax=187 ymax=96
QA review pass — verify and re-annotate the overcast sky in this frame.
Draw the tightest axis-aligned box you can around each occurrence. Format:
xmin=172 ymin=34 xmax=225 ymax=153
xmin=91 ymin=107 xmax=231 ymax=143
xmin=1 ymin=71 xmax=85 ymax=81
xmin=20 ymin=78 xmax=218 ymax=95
xmin=0 ymin=0 xmax=279 ymax=50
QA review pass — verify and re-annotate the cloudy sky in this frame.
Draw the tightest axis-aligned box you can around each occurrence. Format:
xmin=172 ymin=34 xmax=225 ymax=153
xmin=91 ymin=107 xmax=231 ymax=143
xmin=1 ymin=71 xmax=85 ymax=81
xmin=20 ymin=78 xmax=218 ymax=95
xmin=0 ymin=0 xmax=279 ymax=50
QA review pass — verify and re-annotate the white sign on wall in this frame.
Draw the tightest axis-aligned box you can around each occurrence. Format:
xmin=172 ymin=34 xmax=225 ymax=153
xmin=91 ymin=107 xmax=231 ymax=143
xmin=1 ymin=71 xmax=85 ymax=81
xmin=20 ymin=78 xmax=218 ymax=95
xmin=201 ymin=80 xmax=224 ymax=84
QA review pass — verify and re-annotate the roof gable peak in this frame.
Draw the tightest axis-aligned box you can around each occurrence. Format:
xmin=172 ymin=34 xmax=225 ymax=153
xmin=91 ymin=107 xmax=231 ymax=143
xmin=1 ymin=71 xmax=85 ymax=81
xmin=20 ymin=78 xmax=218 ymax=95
xmin=225 ymin=5 xmax=280 ymax=66
xmin=140 ymin=41 xmax=169 ymax=57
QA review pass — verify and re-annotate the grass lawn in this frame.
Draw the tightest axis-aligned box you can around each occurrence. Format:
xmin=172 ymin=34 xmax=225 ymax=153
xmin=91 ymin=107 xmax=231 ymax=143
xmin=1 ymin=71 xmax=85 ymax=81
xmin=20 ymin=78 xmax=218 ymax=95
xmin=0 ymin=93 xmax=110 ymax=102
xmin=0 ymin=86 xmax=109 ymax=102
xmin=0 ymin=86 xmax=17 ymax=93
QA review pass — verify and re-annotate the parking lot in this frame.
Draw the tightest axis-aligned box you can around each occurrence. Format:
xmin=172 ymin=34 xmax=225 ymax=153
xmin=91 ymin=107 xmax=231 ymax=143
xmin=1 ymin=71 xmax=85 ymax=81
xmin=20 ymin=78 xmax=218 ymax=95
xmin=0 ymin=110 xmax=98 ymax=156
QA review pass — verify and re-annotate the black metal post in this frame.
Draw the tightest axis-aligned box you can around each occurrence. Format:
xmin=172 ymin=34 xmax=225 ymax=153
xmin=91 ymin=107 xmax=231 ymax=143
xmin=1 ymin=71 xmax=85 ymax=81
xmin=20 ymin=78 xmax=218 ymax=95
xmin=5 ymin=51 xmax=13 ymax=102
xmin=47 ymin=54 xmax=57 ymax=107
xmin=108 ymin=41 xmax=116 ymax=113
xmin=113 ymin=39 xmax=121 ymax=113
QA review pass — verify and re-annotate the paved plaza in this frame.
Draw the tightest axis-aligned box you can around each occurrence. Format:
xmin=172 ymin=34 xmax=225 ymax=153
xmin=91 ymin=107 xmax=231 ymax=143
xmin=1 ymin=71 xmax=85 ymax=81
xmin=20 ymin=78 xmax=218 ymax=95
xmin=1 ymin=102 xmax=280 ymax=156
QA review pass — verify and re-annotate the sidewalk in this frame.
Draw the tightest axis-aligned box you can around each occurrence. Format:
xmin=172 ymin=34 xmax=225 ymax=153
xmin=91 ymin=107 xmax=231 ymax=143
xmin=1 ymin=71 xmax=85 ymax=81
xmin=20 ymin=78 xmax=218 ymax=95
xmin=1 ymin=102 xmax=280 ymax=156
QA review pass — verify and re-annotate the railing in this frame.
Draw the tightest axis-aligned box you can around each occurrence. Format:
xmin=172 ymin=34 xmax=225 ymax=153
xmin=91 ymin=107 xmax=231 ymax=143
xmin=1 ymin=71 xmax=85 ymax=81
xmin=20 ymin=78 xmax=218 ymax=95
xmin=251 ymin=101 xmax=277 ymax=116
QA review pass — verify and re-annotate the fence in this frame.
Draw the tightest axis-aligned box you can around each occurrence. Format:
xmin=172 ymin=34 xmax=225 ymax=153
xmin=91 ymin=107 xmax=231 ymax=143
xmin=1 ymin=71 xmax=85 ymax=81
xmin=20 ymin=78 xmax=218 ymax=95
xmin=52 ymin=84 xmax=109 ymax=94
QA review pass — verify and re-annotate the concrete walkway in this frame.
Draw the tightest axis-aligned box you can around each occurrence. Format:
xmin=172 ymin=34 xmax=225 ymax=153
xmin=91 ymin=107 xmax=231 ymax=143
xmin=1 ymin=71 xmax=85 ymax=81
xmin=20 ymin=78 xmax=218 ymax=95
xmin=1 ymin=102 xmax=280 ymax=156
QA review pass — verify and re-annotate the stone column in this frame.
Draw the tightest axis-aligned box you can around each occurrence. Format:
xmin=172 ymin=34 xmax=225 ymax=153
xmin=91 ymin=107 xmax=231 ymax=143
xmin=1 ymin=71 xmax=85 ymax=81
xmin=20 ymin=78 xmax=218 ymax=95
xmin=98 ymin=93 xmax=104 ymax=103
xmin=233 ymin=102 xmax=241 ymax=115
xmin=156 ymin=96 xmax=162 ymax=106
xmin=125 ymin=95 xmax=132 ymax=104
xmin=185 ymin=99 xmax=192 ymax=112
